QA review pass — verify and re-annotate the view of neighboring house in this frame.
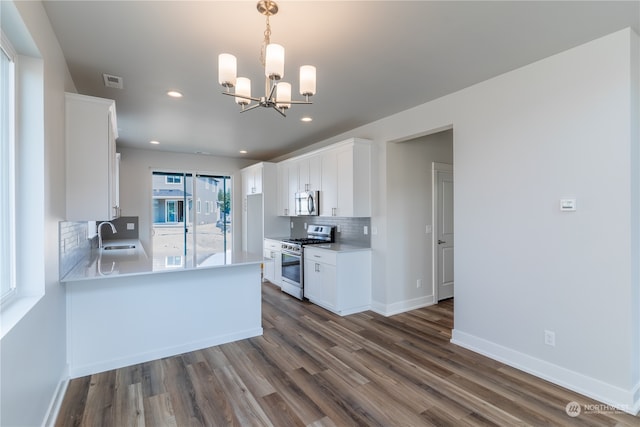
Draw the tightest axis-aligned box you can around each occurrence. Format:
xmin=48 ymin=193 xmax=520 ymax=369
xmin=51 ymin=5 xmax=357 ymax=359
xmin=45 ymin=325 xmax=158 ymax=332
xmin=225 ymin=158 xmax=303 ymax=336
xmin=152 ymin=173 xmax=222 ymax=227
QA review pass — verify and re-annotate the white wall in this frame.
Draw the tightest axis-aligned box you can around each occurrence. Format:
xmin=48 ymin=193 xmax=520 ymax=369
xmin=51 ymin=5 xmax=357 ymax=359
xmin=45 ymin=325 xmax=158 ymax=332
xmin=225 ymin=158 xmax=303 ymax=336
xmin=117 ymin=147 xmax=256 ymax=254
xmin=289 ymin=29 xmax=639 ymax=412
xmin=382 ymin=130 xmax=453 ymax=313
xmin=0 ymin=1 xmax=76 ymax=426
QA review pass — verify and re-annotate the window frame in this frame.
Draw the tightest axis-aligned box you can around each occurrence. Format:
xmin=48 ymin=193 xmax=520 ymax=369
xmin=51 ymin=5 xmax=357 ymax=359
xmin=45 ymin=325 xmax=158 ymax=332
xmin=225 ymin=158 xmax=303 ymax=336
xmin=1 ymin=31 xmax=17 ymax=306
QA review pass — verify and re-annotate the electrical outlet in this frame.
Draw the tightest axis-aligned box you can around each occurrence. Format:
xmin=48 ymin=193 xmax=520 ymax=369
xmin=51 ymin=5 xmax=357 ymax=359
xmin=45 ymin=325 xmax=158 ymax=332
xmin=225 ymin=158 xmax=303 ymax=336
xmin=364 ymin=226 xmax=368 ymax=235
xmin=425 ymin=225 xmax=432 ymax=234
xmin=304 ymin=222 xmax=307 ymax=230
xmin=127 ymin=223 xmax=135 ymax=230
xmin=290 ymin=221 xmax=294 ymax=229
xmin=416 ymin=279 xmax=422 ymax=288
xmin=544 ymin=330 xmax=556 ymax=347
xmin=337 ymin=225 xmax=341 ymax=233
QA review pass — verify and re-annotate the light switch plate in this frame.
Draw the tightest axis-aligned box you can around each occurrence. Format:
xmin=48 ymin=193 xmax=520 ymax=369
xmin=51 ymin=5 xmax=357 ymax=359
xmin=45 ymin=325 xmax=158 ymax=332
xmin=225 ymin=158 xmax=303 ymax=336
xmin=560 ymin=199 xmax=576 ymax=211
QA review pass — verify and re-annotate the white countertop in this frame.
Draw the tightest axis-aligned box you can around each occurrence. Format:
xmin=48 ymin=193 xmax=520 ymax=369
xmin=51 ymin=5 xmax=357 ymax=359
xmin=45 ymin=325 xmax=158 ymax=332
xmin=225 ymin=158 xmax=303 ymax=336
xmin=61 ymin=239 xmax=264 ymax=282
xmin=303 ymin=243 xmax=371 ymax=252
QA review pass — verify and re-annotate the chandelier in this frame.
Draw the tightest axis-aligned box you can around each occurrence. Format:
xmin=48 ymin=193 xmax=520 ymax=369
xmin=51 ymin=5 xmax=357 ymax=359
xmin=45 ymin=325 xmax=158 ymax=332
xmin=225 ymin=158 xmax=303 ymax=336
xmin=217 ymin=0 xmax=316 ymax=117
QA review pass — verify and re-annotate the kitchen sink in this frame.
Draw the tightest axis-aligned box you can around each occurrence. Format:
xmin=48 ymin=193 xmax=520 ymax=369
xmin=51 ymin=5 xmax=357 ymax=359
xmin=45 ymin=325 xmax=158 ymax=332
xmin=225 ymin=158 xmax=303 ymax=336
xmin=103 ymin=244 xmax=136 ymax=250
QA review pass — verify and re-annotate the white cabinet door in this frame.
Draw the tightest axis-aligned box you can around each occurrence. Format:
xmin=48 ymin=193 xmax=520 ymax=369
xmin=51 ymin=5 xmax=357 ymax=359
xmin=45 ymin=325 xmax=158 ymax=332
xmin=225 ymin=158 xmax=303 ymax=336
xmin=304 ymin=247 xmax=371 ymax=316
xmin=277 ymin=162 xmax=297 ymax=216
xmin=263 ymin=248 xmax=275 ymax=282
xmin=304 ymin=259 xmax=322 ymax=302
xmin=318 ymin=138 xmax=372 ymax=217
xmin=264 ymin=239 xmax=283 ymax=287
xmin=65 ymin=93 xmax=119 ymax=221
xmin=298 ymin=155 xmax=322 ymax=192
xmin=277 ymin=163 xmax=289 ymax=216
xmin=242 ymin=164 xmax=263 ymax=195
xmin=320 ymin=149 xmax=338 ymax=217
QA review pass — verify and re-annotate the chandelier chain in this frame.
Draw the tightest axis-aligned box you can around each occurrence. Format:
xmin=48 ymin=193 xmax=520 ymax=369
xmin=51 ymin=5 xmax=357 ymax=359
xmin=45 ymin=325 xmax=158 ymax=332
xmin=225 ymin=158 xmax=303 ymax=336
xmin=260 ymin=15 xmax=271 ymax=67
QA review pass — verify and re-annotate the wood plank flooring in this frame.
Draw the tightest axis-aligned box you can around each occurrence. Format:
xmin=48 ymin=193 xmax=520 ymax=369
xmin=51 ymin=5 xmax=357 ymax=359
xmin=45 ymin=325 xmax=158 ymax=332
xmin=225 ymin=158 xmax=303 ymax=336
xmin=55 ymin=282 xmax=639 ymax=426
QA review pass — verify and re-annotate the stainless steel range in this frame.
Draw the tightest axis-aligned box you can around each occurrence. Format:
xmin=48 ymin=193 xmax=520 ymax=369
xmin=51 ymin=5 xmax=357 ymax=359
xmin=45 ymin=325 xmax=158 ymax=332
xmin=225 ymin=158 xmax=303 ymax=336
xmin=279 ymin=225 xmax=334 ymax=300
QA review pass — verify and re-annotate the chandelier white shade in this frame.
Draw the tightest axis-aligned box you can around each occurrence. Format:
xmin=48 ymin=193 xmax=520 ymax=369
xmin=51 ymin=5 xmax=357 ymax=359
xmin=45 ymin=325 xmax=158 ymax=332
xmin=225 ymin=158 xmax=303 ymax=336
xmin=218 ymin=53 xmax=237 ymax=87
xmin=218 ymin=1 xmax=316 ymax=117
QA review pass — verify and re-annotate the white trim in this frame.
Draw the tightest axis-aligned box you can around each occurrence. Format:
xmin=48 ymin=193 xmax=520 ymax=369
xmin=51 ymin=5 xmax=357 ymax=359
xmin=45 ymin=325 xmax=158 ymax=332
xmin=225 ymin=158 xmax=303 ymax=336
xmin=451 ymin=329 xmax=640 ymax=416
xmin=42 ymin=369 xmax=70 ymax=427
xmin=370 ymin=295 xmax=435 ymax=317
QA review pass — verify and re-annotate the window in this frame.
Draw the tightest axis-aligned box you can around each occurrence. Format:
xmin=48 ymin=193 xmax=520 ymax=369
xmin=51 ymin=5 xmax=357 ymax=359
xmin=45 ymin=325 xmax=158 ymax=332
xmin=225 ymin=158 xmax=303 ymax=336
xmin=1 ymin=32 xmax=16 ymax=304
xmin=166 ymin=175 xmax=182 ymax=184
xmin=0 ymin=5 xmax=45 ymax=338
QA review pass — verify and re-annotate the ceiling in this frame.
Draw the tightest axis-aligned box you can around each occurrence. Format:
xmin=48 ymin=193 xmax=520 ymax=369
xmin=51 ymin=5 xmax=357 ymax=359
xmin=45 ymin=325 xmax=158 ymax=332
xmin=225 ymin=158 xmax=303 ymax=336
xmin=42 ymin=1 xmax=639 ymax=161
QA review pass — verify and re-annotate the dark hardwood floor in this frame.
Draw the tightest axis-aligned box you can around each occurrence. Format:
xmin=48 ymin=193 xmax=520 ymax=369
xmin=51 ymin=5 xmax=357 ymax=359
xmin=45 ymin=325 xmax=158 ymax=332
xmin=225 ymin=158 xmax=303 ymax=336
xmin=56 ymin=282 xmax=639 ymax=426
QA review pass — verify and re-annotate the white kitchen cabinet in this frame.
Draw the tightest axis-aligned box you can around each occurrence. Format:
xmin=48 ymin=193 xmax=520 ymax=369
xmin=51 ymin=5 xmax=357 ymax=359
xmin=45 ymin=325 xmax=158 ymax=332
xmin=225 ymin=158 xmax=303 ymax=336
xmin=263 ymin=239 xmax=282 ymax=287
xmin=65 ymin=93 xmax=120 ymax=221
xmin=242 ymin=163 xmax=263 ymax=195
xmin=241 ymin=163 xmax=289 ymax=253
xmin=304 ymin=247 xmax=371 ymax=316
xmin=277 ymin=161 xmax=295 ymax=216
xmin=296 ymin=154 xmax=321 ymax=192
xmin=320 ymin=138 xmax=372 ymax=217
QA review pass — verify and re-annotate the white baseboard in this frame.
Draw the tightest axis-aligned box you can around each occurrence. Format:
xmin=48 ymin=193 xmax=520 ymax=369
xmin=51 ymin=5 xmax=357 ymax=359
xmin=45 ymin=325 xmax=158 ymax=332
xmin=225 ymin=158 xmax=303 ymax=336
xmin=370 ymin=295 xmax=435 ymax=317
xmin=68 ymin=327 xmax=263 ymax=378
xmin=42 ymin=366 xmax=70 ymax=427
xmin=451 ymin=329 xmax=640 ymax=416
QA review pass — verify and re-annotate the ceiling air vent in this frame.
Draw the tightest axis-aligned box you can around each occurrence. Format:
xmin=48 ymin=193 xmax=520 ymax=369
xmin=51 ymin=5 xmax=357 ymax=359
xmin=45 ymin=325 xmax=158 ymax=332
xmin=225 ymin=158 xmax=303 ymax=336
xmin=102 ymin=73 xmax=123 ymax=89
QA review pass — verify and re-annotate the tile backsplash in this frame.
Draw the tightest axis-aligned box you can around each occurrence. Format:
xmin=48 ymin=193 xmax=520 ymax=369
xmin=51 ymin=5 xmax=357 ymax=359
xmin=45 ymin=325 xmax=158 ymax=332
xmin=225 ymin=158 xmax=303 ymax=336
xmin=59 ymin=221 xmax=91 ymax=279
xmin=290 ymin=217 xmax=371 ymax=247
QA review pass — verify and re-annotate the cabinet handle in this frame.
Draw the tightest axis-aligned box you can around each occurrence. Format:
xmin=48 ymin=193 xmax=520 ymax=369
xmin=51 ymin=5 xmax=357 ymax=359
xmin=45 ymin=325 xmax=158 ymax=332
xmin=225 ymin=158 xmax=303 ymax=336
xmin=284 ymin=208 xmax=289 ymax=216
xmin=315 ymin=263 xmax=320 ymax=272
xmin=332 ymin=207 xmax=336 ymax=216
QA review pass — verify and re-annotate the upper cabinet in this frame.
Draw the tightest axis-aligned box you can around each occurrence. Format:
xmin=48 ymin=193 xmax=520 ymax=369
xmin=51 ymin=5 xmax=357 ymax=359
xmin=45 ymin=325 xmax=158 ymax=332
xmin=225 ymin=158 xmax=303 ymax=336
xmin=65 ymin=93 xmax=120 ymax=221
xmin=323 ymin=139 xmax=372 ymax=217
xmin=296 ymin=155 xmax=321 ymax=193
xmin=241 ymin=162 xmax=289 ymax=252
xmin=278 ymin=138 xmax=372 ymax=217
xmin=241 ymin=163 xmax=263 ymax=195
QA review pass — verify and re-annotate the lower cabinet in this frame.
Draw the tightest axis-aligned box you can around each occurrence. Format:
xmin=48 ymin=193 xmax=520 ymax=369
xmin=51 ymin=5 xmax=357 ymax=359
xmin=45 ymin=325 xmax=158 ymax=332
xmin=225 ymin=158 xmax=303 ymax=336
xmin=304 ymin=247 xmax=371 ymax=315
xmin=263 ymin=239 xmax=282 ymax=287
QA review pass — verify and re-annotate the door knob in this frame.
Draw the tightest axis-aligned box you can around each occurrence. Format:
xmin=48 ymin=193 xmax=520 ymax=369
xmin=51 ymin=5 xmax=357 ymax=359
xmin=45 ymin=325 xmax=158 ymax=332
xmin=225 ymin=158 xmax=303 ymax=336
xmin=438 ymin=240 xmax=446 ymax=244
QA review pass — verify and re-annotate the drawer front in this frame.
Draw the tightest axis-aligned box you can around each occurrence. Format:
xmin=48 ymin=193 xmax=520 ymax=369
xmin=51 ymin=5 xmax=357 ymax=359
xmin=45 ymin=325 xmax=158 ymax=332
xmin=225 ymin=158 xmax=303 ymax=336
xmin=264 ymin=248 xmax=279 ymax=259
xmin=305 ymin=249 xmax=337 ymax=265
xmin=264 ymin=240 xmax=281 ymax=251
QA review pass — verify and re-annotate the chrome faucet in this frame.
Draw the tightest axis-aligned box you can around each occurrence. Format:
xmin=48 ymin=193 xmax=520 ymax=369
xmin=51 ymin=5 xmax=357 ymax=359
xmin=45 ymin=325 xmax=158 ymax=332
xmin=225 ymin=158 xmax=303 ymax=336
xmin=97 ymin=221 xmax=117 ymax=248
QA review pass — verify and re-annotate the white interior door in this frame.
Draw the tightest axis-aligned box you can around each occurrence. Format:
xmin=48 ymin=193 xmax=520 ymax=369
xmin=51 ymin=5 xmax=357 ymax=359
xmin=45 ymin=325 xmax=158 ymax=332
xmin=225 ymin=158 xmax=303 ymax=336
xmin=434 ymin=164 xmax=454 ymax=301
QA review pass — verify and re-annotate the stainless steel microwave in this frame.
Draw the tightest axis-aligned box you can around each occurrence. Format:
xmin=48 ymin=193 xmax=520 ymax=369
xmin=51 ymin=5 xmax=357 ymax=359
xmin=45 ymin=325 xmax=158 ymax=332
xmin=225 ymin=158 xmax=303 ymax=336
xmin=294 ymin=191 xmax=319 ymax=216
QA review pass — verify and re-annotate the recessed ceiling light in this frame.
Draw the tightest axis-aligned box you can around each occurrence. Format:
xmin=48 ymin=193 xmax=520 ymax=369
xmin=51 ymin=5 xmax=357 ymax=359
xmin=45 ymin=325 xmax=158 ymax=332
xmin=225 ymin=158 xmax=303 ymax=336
xmin=150 ymin=140 xmax=160 ymax=145
xmin=167 ymin=90 xmax=183 ymax=98
xmin=301 ymin=117 xmax=313 ymax=122
xmin=239 ymin=150 xmax=248 ymax=154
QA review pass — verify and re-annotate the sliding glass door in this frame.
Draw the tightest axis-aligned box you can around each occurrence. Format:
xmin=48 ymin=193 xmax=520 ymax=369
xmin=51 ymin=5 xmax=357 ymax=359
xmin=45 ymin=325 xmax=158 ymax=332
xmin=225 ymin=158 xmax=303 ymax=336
xmin=152 ymin=171 xmax=231 ymax=266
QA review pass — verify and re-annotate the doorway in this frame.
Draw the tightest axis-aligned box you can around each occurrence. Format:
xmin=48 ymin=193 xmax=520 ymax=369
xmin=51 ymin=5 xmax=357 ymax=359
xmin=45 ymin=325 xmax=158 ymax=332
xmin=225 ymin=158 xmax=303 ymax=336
xmin=433 ymin=162 xmax=454 ymax=301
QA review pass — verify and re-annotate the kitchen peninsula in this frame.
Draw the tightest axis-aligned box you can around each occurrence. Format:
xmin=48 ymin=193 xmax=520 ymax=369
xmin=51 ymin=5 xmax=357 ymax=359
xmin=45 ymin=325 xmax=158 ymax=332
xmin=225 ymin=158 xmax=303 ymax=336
xmin=61 ymin=246 xmax=264 ymax=378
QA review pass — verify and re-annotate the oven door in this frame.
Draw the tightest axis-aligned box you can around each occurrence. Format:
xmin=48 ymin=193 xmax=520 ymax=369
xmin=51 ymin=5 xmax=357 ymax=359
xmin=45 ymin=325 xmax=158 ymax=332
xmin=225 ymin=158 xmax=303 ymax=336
xmin=280 ymin=250 xmax=303 ymax=300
